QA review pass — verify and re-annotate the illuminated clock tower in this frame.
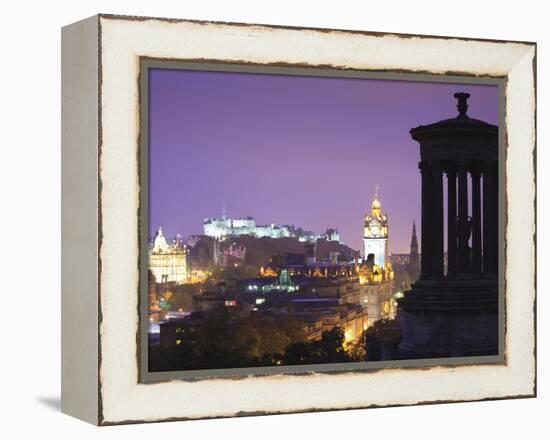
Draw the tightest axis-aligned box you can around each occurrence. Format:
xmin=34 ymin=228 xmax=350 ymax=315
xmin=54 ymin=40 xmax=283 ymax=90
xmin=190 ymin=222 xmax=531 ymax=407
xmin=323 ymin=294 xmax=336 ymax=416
xmin=363 ymin=186 xmax=389 ymax=268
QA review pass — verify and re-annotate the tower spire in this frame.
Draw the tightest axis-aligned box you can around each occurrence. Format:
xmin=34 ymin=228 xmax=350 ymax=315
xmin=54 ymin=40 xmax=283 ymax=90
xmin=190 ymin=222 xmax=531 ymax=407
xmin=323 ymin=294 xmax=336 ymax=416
xmin=222 ymin=203 xmax=227 ymax=220
xmin=364 ymin=184 xmax=388 ymax=269
xmin=408 ymin=220 xmax=419 ymax=280
xmin=371 ymin=185 xmax=381 ymax=215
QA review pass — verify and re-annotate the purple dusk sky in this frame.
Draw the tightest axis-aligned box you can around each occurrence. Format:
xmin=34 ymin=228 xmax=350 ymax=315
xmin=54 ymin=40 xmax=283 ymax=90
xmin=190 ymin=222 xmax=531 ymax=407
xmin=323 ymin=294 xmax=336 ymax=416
xmin=149 ymin=68 xmax=498 ymax=253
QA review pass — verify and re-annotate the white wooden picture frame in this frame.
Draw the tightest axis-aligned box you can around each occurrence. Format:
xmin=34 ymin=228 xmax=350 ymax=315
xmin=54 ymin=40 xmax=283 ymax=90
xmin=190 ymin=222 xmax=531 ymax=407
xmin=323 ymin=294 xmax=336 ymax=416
xmin=61 ymin=14 xmax=536 ymax=425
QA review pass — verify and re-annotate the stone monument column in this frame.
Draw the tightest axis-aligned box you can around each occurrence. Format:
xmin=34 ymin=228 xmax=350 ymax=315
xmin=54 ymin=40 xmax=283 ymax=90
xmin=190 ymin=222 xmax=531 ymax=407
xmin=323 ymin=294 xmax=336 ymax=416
xmin=432 ymin=161 xmax=444 ymax=277
xmin=457 ymin=161 xmax=470 ymax=273
xmin=446 ymin=166 xmax=457 ymax=276
xmin=471 ymin=166 xmax=483 ymax=273
xmin=483 ymin=161 xmax=499 ymax=275
xmin=419 ymin=161 xmax=433 ymax=278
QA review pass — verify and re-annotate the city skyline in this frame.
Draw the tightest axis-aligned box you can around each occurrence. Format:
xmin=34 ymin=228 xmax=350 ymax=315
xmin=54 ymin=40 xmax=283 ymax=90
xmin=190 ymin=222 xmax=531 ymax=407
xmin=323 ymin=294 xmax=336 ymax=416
xmin=149 ymin=68 xmax=498 ymax=253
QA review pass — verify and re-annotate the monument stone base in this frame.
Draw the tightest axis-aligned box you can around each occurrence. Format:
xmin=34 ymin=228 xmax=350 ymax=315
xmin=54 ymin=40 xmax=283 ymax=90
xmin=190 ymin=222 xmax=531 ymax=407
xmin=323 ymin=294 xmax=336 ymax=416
xmin=397 ymin=277 xmax=498 ymax=359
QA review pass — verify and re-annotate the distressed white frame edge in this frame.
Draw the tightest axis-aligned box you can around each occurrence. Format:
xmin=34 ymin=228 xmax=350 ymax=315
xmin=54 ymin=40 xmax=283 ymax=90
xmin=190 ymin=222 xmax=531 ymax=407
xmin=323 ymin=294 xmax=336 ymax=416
xmin=78 ymin=16 xmax=534 ymax=425
xmin=61 ymin=15 xmax=100 ymax=425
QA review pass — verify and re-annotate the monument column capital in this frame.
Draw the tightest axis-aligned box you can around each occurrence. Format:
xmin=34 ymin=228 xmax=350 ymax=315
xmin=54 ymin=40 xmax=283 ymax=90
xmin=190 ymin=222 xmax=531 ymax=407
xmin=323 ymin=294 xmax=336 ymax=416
xmin=483 ymin=160 xmax=497 ymax=174
xmin=470 ymin=162 xmax=482 ymax=177
xmin=456 ymin=159 xmax=470 ymax=172
xmin=444 ymin=162 xmax=457 ymax=176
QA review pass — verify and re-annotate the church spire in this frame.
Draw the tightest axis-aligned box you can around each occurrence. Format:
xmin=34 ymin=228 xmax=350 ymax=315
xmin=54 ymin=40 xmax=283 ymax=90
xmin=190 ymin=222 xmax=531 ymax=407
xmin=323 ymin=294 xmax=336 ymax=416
xmin=371 ymin=184 xmax=381 ymax=215
xmin=408 ymin=220 xmax=420 ymax=280
xmin=411 ymin=221 xmax=418 ymax=248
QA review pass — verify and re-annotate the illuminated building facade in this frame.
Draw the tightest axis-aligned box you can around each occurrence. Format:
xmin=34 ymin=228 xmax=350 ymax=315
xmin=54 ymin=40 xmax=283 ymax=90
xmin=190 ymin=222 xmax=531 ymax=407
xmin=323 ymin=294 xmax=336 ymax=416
xmin=148 ymin=270 xmax=158 ymax=310
xmin=357 ymin=254 xmax=395 ymax=325
xmin=259 ymin=243 xmax=395 ymax=326
xmin=361 ymin=190 xmax=395 ymax=324
xmin=220 ymin=241 xmax=246 ymax=266
xmin=363 ymin=188 xmax=389 ymax=268
xmin=204 ymin=215 xmax=257 ymax=238
xmin=294 ymin=304 xmax=369 ymax=343
xmin=149 ymin=226 xmax=188 ymax=284
xmin=203 ymin=210 xmax=341 ymax=242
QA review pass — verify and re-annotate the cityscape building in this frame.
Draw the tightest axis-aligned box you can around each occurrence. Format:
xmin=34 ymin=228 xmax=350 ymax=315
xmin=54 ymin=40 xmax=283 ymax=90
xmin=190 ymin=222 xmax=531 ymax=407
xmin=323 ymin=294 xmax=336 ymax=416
xmin=149 ymin=226 xmax=188 ymax=284
xmin=363 ymin=187 xmax=389 ymax=268
xmin=203 ymin=209 xmax=341 ymax=243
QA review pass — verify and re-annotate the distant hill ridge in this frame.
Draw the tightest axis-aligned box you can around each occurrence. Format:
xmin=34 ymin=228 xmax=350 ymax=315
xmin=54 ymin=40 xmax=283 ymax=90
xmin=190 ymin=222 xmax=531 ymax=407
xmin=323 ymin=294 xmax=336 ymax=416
xmin=221 ymin=235 xmax=359 ymax=267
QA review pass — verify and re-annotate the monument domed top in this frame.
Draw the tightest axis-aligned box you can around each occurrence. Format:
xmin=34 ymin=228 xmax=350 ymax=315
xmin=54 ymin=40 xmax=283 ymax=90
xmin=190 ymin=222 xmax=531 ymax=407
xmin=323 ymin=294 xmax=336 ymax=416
xmin=410 ymin=92 xmax=498 ymax=142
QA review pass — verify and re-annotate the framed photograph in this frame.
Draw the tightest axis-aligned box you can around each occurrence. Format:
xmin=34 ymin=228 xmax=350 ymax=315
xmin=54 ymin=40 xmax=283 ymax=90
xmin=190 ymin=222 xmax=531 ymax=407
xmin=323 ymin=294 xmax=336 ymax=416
xmin=61 ymin=14 xmax=536 ymax=425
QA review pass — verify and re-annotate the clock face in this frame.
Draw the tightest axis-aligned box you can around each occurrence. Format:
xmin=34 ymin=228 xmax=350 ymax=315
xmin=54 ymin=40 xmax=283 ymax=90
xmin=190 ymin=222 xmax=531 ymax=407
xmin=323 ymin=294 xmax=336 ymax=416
xmin=370 ymin=219 xmax=380 ymax=235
